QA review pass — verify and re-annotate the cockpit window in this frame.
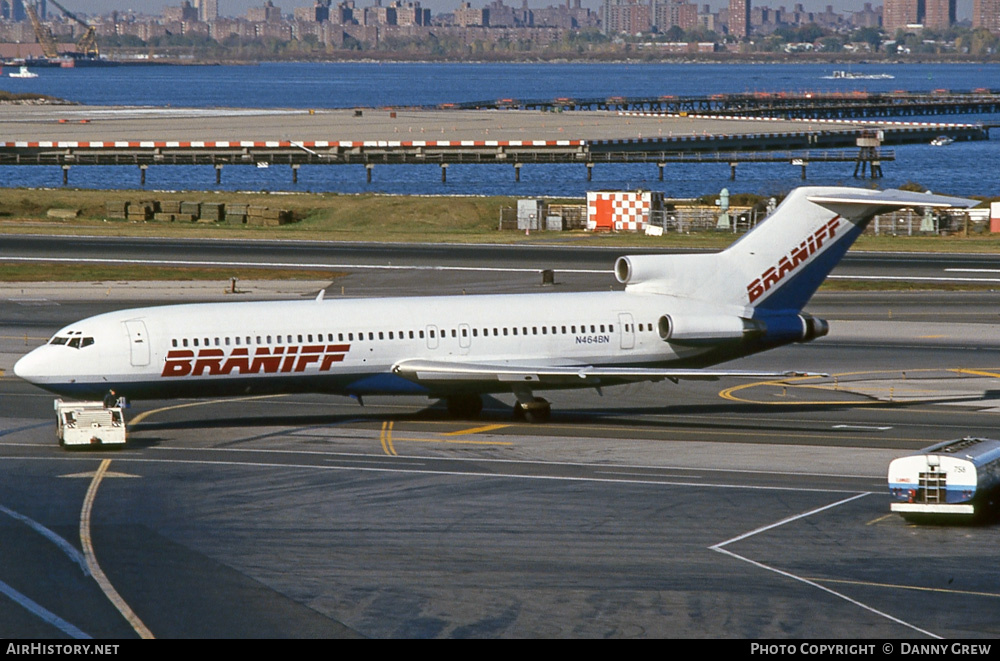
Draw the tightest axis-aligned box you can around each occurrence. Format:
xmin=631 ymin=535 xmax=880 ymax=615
xmin=49 ymin=335 xmax=94 ymax=349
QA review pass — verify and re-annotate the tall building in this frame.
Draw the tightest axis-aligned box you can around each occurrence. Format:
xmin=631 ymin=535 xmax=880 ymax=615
xmin=923 ymin=0 xmax=955 ymax=29
xmin=455 ymin=1 xmax=488 ymax=26
xmin=247 ymin=1 xmax=283 ymax=22
xmin=728 ymin=0 xmax=749 ymax=37
xmin=601 ymin=0 xmax=652 ymax=35
xmin=972 ymin=0 xmax=1000 ymax=34
xmin=653 ymin=0 xmax=698 ymax=32
xmin=199 ymin=0 xmax=218 ymax=21
xmin=883 ymin=0 xmax=924 ymax=33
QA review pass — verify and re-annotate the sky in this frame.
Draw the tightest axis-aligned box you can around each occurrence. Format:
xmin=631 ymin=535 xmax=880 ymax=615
xmin=65 ymin=0 xmax=972 ymax=23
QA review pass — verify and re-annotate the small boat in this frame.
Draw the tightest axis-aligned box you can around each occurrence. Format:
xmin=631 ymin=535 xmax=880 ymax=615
xmin=9 ymin=66 xmax=39 ymax=79
xmin=930 ymin=136 xmax=954 ymax=146
xmin=824 ymin=70 xmax=894 ymax=80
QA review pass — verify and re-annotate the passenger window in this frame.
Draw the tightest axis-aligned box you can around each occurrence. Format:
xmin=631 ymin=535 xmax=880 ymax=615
xmin=171 ymin=339 xmax=178 ymax=348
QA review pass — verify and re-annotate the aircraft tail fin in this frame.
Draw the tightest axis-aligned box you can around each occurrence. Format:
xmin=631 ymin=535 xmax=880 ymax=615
xmin=615 ymin=187 xmax=976 ymax=313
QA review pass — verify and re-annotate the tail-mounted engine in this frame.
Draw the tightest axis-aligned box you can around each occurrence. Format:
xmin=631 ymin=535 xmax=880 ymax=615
xmin=657 ymin=314 xmax=763 ymax=346
xmin=655 ymin=313 xmax=828 ymax=346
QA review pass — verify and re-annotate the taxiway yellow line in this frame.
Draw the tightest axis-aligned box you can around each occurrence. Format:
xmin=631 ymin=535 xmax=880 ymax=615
xmin=720 ymin=367 xmax=1000 ymax=406
xmin=381 ymin=421 xmax=396 ymax=456
xmin=80 ymin=459 xmax=155 ymax=639
xmin=129 ymin=394 xmax=283 ymax=427
xmin=443 ymin=424 xmax=510 ymax=436
xmin=865 ymin=513 xmax=895 ymax=526
xmin=391 ymin=436 xmax=513 ymax=446
xmin=953 ymin=368 xmax=1000 ymax=379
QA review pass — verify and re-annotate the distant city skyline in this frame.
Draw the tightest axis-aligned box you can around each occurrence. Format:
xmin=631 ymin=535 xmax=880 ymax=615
xmin=46 ymin=0 xmax=975 ymax=23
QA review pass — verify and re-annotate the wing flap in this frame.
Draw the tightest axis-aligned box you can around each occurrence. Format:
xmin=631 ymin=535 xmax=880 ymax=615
xmin=392 ymin=359 xmax=821 ymax=387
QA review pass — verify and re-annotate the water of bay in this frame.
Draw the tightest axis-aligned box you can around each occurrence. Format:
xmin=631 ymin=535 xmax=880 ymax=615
xmin=3 ymin=61 xmax=998 ymax=198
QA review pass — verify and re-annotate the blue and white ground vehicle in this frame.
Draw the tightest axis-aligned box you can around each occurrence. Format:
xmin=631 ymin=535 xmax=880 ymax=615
xmin=889 ymin=437 xmax=1000 ymax=518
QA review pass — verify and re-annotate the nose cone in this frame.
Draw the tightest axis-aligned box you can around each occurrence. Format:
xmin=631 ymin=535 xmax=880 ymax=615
xmin=13 ymin=347 xmax=47 ymax=383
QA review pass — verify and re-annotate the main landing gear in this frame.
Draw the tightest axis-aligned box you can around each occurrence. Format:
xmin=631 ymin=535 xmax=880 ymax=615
xmin=513 ymin=398 xmax=551 ymax=424
xmin=512 ymin=386 xmax=551 ymax=423
xmin=443 ymin=392 xmax=552 ymax=423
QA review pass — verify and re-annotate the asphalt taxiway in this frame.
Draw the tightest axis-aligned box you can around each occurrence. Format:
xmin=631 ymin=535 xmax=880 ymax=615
xmin=2 ymin=253 xmax=1000 ymax=638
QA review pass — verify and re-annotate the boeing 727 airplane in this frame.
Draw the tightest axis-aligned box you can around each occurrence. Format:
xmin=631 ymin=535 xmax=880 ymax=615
xmin=14 ymin=186 xmax=974 ymax=422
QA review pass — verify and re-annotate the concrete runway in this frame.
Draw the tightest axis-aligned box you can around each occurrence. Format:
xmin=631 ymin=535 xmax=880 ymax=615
xmin=3 ymin=262 xmax=1000 ymax=638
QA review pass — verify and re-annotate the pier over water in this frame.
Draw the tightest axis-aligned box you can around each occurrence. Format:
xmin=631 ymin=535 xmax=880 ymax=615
xmin=0 ymin=98 xmax=988 ymax=186
xmin=445 ymin=89 xmax=1000 ymax=120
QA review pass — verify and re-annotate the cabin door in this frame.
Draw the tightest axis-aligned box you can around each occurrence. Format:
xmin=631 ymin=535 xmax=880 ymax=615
xmin=425 ymin=325 xmax=439 ymax=350
xmin=618 ymin=313 xmax=635 ymax=350
xmin=458 ymin=323 xmax=472 ymax=354
xmin=123 ymin=320 xmax=150 ymax=367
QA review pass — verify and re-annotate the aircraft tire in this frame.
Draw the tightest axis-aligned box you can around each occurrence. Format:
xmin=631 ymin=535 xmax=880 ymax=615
xmin=514 ymin=398 xmax=550 ymax=423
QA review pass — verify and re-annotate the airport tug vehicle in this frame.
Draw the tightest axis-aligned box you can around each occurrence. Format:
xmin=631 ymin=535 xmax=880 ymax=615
xmin=54 ymin=399 xmax=126 ymax=448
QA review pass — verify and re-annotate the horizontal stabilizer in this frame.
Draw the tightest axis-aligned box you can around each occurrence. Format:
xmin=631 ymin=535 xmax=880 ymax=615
xmin=807 ymin=189 xmax=977 ymax=211
xmin=393 ymin=359 xmax=822 ymax=387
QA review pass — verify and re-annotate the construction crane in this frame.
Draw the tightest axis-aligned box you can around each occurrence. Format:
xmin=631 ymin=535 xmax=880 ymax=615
xmin=48 ymin=0 xmax=100 ymax=59
xmin=24 ymin=2 xmax=60 ymax=59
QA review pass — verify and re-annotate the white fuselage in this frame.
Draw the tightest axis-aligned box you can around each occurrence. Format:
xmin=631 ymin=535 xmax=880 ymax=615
xmin=15 ymin=288 xmax=740 ymax=400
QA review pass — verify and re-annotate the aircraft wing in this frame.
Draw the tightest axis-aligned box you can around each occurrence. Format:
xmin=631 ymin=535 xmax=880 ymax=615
xmin=391 ymin=359 xmax=821 ymax=387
